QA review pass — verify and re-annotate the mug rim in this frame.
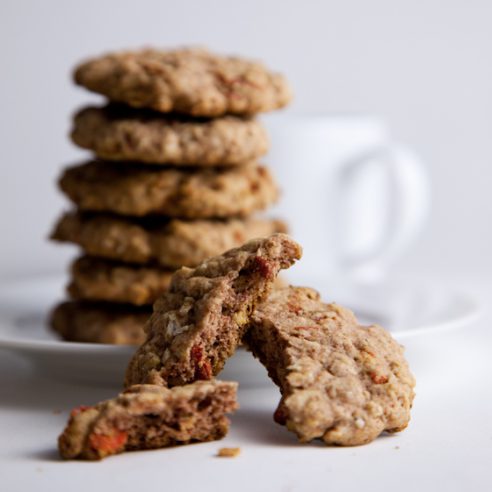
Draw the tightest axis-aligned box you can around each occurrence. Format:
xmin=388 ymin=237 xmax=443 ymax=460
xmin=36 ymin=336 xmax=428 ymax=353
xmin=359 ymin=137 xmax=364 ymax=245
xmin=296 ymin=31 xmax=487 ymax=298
xmin=261 ymin=110 xmax=386 ymax=123
xmin=261 ymin=111 xmax=388 ymax=132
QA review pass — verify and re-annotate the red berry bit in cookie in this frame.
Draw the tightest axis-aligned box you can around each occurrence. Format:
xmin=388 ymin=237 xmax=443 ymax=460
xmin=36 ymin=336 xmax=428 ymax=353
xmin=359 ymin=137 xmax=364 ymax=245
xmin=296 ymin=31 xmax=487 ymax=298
xmin=251 ymin=256 xmax=274 ymax=280
xmin=70 ymin=405 xmax=93 ymax=417
xmin=190 ymin=345 xmax=213 ymax=380
xmin=370 ymin=373 xmax=389 ymax=385
xmin=89 ymin=430 xmax=128 ymax=458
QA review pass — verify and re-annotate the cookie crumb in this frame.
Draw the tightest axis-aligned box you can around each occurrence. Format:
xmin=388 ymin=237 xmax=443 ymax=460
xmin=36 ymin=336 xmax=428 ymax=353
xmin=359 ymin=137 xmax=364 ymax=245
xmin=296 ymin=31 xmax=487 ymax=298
xmin=217 ymin=447 xmax=240 ymax=458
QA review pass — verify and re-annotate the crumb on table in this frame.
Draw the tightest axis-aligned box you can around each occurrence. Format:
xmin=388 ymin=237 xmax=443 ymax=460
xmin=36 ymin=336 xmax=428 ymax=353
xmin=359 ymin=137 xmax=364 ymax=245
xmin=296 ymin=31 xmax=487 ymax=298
xmin=217 ymin=447 xmax=240 ymax=458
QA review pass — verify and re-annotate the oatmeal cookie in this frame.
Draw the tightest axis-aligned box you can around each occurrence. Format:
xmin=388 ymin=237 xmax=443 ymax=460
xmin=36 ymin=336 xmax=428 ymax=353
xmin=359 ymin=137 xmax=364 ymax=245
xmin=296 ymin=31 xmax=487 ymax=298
xmin=58 ymin=380 xmax=238 ymax=460
xmin=244 ymin=286 xmax=416 ymax=446
xmin=59 ymin=161 xmax=278 ymax=219
xmin=68 ymin=256 xmax=173 ymax=306
xmin=69 ymin=256 xmax=288 ymax=306
xmin=125 ymin=234 xmax=302 ymax=387
xmin=74 ymin=47 xmax=292 ymax=116
xmin=50 ymin=301 xmax=149 ymax=345
xmin=71 ymin=105 xmax=268 ymax=165
xmin=50 ymin=211 xmax=287 ymax=268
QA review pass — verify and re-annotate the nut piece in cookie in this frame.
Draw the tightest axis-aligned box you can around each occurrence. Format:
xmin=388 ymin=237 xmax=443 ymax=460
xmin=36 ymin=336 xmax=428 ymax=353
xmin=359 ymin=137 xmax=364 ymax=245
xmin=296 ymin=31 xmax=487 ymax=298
xmin=58 ymin=381 xmax=238 ymax=460
xmin=50 ymin=301 xmax=149 ymax=345
xmin=125 ymin=234 xmax=302 ymax=387
xmin=58 ymin=161 xmax=279 ymax=219
xmin=50 ymin=211 xmax=287 ymax=269
xmin=244 ymin=287 xmax=416 ymax=446
xmin=71 ymin=105 xmax=269 ymax=165
xmin=73 ymin=48 xmax=292 ymax=116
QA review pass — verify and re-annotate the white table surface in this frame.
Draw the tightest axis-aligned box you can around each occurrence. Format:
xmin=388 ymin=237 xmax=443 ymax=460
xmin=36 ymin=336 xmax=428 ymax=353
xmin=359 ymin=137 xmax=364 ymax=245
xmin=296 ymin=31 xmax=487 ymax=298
xmin=1 ymin=281 xmax=491 ymax=492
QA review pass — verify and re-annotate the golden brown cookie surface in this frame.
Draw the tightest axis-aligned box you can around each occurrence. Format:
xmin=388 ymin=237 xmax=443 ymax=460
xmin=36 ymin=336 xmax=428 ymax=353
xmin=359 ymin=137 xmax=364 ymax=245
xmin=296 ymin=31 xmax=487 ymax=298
xmin=68 ymin=256 xmax=173 ymax=306
xmin=51 ymin=211 xmax=287 ymax=268
xmin=74 ymin=48 xmax=292 ymax=116
xmin=59 ymin=161 xmax=278 ymax=219
xmin=71 ymin=106 xmax=269 ymax=165
xmin=50 ymin=301 xmax=149 ymax=345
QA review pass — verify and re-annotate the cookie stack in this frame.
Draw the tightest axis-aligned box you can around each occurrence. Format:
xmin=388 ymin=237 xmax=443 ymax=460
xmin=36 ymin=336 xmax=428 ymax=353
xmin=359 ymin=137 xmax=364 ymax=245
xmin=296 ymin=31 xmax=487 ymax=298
xmin=49 ymin=47 xmax=292 ymax=345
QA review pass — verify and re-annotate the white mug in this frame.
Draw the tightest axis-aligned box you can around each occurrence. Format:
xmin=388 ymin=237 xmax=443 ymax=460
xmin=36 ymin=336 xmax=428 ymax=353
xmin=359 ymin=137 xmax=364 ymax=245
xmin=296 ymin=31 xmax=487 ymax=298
xmin=262 ymin=114 xmax=430 ymax=282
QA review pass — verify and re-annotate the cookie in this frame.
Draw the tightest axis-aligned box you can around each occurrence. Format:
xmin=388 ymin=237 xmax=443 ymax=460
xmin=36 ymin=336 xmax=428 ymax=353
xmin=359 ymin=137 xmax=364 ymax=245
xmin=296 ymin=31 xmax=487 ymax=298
xmin=50 ymin=301 xmax=149 ymax=345
xmin=68 ymin=256 xmax=173 ymax=306
xmin=244 ymin=286 xmax=415 ymax=446
xmin=58 ymin=380 xmax=238 ymax=460
xmin=59 ymin=161 xmax=278 ymax=219
xmin=71 ymin=105 xmax=269 ymax=165
xmin=74 ymin=47 xmax=292 ymax=117
xmin=51 ymin=211 xmax=287 ymax=268
xmin=125 ymin=234 xmax=302 ymax=387
xmin=69 ymin=255 xmax=289 ymax=306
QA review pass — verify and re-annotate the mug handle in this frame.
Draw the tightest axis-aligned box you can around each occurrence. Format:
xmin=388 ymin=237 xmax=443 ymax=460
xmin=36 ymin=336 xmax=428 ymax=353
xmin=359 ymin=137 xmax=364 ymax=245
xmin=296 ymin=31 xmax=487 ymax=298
xmin=337 ymin=144 xmax=430 ymax=281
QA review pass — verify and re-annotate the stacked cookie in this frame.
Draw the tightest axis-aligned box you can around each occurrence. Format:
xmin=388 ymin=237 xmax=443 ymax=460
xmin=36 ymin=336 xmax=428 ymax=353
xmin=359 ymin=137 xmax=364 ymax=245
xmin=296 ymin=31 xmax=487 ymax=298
xmin=50 ymin=47 xmax=292 ymax=345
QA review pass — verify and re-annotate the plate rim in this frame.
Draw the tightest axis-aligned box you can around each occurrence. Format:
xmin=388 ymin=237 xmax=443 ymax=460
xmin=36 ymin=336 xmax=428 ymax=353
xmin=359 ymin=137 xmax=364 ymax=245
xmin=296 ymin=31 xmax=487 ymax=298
xmin=0 ymin=274 xmax=482 ymax=356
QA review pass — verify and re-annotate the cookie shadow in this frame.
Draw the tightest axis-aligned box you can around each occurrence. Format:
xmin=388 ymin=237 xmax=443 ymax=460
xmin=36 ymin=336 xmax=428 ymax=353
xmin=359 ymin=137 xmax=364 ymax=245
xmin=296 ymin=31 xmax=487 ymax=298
xmin=26 ymin=448 xmax=63 ymax=462
xmin=231 ymin=408 xmax=301 ymax=447
xmin=0 ymin=356 xmax=120 ymax=412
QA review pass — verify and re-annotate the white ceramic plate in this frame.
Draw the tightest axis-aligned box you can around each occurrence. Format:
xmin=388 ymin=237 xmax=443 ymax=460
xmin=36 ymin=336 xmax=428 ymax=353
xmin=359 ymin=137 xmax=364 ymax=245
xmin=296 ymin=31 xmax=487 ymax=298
xmin=0 ymin=274 xmax=481 ymax=386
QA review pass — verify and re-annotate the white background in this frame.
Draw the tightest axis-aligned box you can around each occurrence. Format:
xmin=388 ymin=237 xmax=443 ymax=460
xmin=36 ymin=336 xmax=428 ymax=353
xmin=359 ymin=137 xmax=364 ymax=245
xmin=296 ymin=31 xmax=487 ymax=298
xmin=1 ymin=3 xmax=491 ymax=489
xmin=0 ymin=0 xmax=491 ymax=278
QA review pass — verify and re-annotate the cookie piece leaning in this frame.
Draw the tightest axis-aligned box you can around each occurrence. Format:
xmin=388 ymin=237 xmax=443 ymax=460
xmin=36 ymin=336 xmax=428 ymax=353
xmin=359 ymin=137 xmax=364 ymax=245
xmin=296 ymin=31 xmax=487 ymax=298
xmin=59 ymin=161 xmax=278 ymax=219
xmin=125 ymin=234 xmax=302 ymax=387
xmin=68 ymin=256 xmax=173 ymax=306
xmin=244 ymin=287 xmax=416 ymax=446
xmin=59 ymin=381 xmax=238 ymax=460
xmin=74 ymin=47 xmax=292 ymax=116
xmin=50 ymin=211 xmax=287 ymax=268
xmin=50 ymin=301 xmax=149 ymax=345
xmin=71 ymin=106 xmax=269 ymax=165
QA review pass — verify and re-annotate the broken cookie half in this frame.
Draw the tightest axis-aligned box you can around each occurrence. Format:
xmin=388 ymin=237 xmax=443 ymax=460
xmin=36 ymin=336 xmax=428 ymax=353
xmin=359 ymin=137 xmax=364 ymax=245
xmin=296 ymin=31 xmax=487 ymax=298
xmin=244 ymin=286 xmax=416 ymax=446
xmin=59 ymin=380 xmax=238 ymax=460
xmin=125 ymin=233 xmax=302 ymax=387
